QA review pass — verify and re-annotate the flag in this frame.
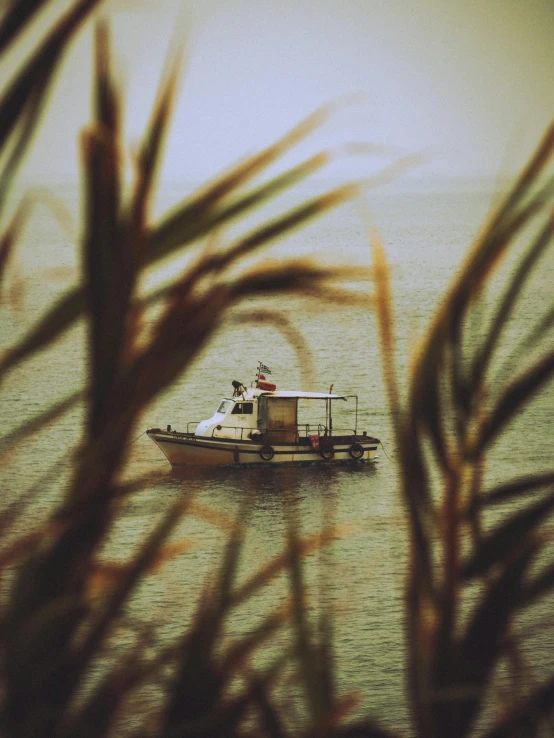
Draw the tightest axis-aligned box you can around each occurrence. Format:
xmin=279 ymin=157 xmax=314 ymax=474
xmin=259 ymin=363 xmax=272 ymax=374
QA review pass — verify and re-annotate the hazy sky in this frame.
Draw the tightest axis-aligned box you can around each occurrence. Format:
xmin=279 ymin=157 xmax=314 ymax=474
xmin=16 ymin=0 xmax=554 ymax=183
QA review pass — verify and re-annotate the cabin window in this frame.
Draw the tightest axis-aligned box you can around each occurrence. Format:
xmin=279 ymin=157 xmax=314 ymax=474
xmin=217 ymin=400 xmax=232 ymax=414
xmin=232 ymin=402 xmax=253 ymax=415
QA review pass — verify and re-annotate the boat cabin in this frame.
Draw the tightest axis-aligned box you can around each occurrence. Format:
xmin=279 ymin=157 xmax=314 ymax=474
xmin=194 ymin=387 xmax=353 ymax=444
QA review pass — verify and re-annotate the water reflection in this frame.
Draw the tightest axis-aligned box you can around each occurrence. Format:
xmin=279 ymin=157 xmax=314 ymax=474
xmin=113 ymin=458 xmax=409 ymax=730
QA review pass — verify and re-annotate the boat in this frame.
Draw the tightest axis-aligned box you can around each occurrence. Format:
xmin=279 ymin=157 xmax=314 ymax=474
xmin=146 ymin=363 xmax=380 ymax=467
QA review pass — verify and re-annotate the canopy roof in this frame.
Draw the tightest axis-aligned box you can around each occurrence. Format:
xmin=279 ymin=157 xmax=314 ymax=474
xmin=245 ymin=389 xmax=346 ymax=400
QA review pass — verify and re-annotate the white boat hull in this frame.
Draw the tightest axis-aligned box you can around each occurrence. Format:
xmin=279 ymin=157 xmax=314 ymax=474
xmin=147 ymin=429 xmax=380 ymax=467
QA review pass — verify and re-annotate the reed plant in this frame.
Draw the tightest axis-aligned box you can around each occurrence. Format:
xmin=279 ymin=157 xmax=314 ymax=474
xmin=1 ymin=2 xmax=554 ymax=737
xmin=370 ymin=119 xmax=554 ymax=737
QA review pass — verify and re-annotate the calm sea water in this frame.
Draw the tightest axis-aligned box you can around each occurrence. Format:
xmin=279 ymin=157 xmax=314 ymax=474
xmin=2 ymin=180 xmax=553 ymax=733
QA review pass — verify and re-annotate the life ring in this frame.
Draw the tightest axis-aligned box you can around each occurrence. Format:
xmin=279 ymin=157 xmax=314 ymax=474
xmin=320 ymin=445 xmax=335 ymax=460
xmin=348 ymin=443 xmax=364 ymax=460
xmin=259 ymin=445 xmax=275 ymax=461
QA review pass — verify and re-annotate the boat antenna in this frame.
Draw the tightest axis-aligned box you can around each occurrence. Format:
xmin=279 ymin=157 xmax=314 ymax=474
xmin=256 ymin=361 xmax=261 ymax=388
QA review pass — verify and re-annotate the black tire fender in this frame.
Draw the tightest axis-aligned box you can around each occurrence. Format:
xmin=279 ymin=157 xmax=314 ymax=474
xmin=348 ymin=443 xmax=364 ymax=460
xmin=259 ymin=444 xmax=275 ymax=461
xmin=320 ymin=445 xmax=335 ymax=460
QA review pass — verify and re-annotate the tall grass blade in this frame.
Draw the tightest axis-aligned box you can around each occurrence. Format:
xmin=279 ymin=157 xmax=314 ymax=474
xmin=129 ymin=56 xmax=180 ymax=233
xmin=216 ymin=520 xmax=245 ymax=609
xmin=287 ymin=520 xmax=321 ymax=728
xmin=0 ymin=288 xmax=83 ymax=379
xmin=215 ymin=183 xmax=358 ymax=270
xmin=407 ymin=123 xmax=554 ymax=451
xmin=231 ymin=524 xmax=353 ymax=608
xmin=62 ymin=646 xmax=151 ymax=738
xmin=490 ymin=120 xmax=554 ymax=230
xmin=0 ymin=148 xmax=356 ymax=385
xmin=0 ymin=0 xmax=103 ymax=212
xmin=0 ymin=458 xmax=68 ymax=540
xmin=0 ymin=0 xmax=52 ymax=54
xmin=461 ymin=491 xmax=554 ymax=579
xmin=161 ymin=507 xmax=248 ymax=736
xmin=433 ymin=545 xmax=536 ymax=738
xmin=75 ymin=497 xmax=192 ymax=687
xmin=480 ymin=471 xmax=554 ymax=506
xmin=480 ymin=675 xmax=554 ymax=738
xmin=0 ymin=389 xmax=81 ymax=460
xmin=222 ymin=606 xmax=290 ymax=675
xmin=0 ymin=199 xmax=28 ymax=289
xmin=231 ymin=261 xmax=356 ymax=298
xmin=521 ymin=563 xmax=554 ymax=608
xmin=0 ymin=67 xmax=54 ymax=215
xmin=149 ymin=103 xmax=334 ymax=260
xmin=469 ymin=214 xmax=554 ymax=396
xmin=370 ymin=230 xmax=399 ymax=420
xmin=476 ymin=347 xmax=554 ymax=453
xmin=219 ymin=662 xmax=290 ymax=738
xmin=521 ymin=302 xmax=554 ymax=350
xmin=3 ymin=591 xmax=87 ymax=736
xmin=249 ymin=679 xmax=287 ymax=738
xmin=83 ymin=21 xmax=126 ymax=435
xmin=148 ymin=152 xmax=330 ymax=261
xmin=162 ymin=606 xmax=223 ymax=731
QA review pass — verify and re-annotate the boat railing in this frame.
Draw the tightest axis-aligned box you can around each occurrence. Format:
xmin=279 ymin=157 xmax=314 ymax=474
xmin=211 ymin=426 xmax=304 ymax=441
xmin=208 ymin=424 xmax=360 ymax=441
xmin=299 ymin=424 xmax=359 ymax=437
